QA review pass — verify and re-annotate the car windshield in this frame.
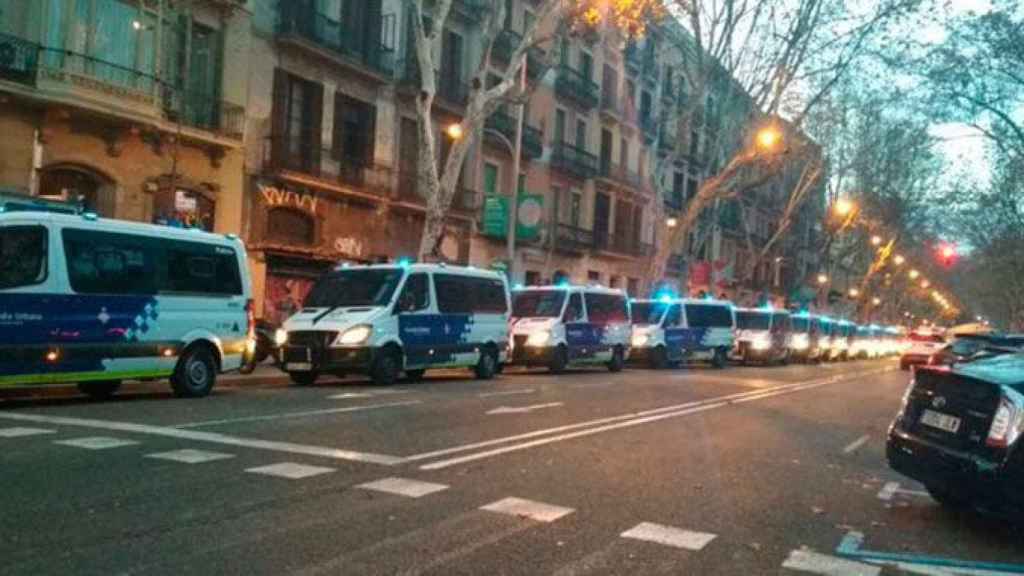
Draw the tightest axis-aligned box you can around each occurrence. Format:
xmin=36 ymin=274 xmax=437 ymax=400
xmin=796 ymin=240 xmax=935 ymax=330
xmin=512 ymin=290 xmax=566 ymax=318
xmin=736 ymin=311 xmax=771 ymax=330
xmin=304 ymin=268 xmax=404 ymax=308
xmin=631 ymin=302 xmax=668 ymax=325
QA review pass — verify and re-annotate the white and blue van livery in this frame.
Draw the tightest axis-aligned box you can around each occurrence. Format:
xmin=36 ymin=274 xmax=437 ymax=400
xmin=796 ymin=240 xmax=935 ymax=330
xmin=733 ymin=307 xmax=792 ymax=364
xmin=509 ymin=285 xmax=630 ymax=373
xmin=0 ymin=211 xmax=253 ymax=399
xmin=630 ymin=298 xmax=734 ymax=368
xmin=278 ymin=263 xmax=509 ymax=386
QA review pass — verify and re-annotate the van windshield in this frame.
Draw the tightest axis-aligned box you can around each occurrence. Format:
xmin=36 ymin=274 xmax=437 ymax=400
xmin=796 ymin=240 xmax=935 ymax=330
xmin=684 ymin=303 xmax=733 ymax=328
xmin=736 ymin=311 xmax=771 ymax=330
xmin=512 ymin=290 xmax=566 ymax=318
xmin=792 ymin=317 xmax=810 ymax=332
xmin=631 ymin=302 xmax=669 ymax=325
xmin=304 ymin=269 xmax=404 ymax=308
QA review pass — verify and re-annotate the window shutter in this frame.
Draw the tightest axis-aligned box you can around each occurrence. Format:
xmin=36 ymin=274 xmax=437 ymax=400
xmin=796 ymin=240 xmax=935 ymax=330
xmin=308 ymin=81 xmax=324 ymax=174
xmin=271 ymin=68 xmax=289 ymax=168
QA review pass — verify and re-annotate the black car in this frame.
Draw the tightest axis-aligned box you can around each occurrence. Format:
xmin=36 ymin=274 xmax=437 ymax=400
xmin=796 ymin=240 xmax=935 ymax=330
xmin=928 ymin=334 xmax=1024 ymax=367
xmin=887 ymin=353 xmax=1024 ymax=516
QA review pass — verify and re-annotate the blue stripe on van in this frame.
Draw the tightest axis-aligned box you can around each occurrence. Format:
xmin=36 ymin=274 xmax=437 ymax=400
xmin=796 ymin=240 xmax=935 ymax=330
xmin=398 ymin=314 xmax=475 ymax=366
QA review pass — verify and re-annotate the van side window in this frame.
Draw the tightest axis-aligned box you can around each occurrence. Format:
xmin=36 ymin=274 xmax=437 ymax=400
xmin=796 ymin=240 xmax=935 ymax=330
xmin=564 ymin=293 xmax=584 ymax=322
xmin=63 ymin=229 xmax=157 ymax=295
xmin=434 ymin=274 xmax=472 ymax=314
xmin=585 ymin=293 xmax=628 ymax=324
xmin=473 ymin=278 xmax=509 ymax=314
xmin=164 ymin=242 xmax=242 ymax=295
xmin=0 ymin=226 xmax=48 ymax=289
xmin=664 ymin=304 xmax=682 ymax=327
xmin=397 ymin=273 xmax=430 ymax=312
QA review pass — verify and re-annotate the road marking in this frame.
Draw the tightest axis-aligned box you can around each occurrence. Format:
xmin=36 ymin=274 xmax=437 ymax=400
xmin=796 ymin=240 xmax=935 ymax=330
xmin=479 ymin=388 xmax=536 ymax=398
xmin=418 ymin=367 xmax=895 ymax=470
xmin=843 ymin=435 xmax=871 ymax=454
xmin=569 ymin=381 xmax=615 ymax=389
xmin=173 ymin=400 xmax=422 ymax=428
xmin=877 ymin=481 xmax=930 ymax=501
xmin=0 ymin=427 xmax=56 ymax=438
xmin=782 ymin=549 xmax=880 ymax=576
xmin=838 ymin=531 xmax=1024 ymax=575
xmin=620 ymin=522 xmax=716 ymax=551
xmin=480 ymin=497 xmax=574 ymax=523
xmin=145 ymin=449 xmax=235 ymax=464
xmin=0 ymin=412 xmax=404 ymax=465
xmin=690 ymin=374 xmax=782 ymax=388
xmin=486 ymin=402 xmax=564 ymax=415
xmin=356 ymin=477 xmax=449 ymax=498
xmin=245 ymin=462 xmax=335 ymax=480
xmin=55 ymin=436 xmax=139 ymax=450
xmin=326 ymin=392 xmax=374 ymax=399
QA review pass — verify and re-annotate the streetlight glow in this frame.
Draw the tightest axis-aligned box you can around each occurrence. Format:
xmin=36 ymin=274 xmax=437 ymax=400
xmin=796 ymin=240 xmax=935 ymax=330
xmin=834 ymin=198 xmax=854 ymax=217
xmin=849 ymin=288 xmax=860 ymax=298
xmin=872 ymin=297 xmax=881 ymax=306
xmin=909 ymin=269 xmax=920 ymax=280
xmin=817 ymin=273 xmax=828 ymax=285
xmin=893 ymin=254 xmax=905 ymax=265
xmin=666 ymin=217 xmax=678 ymax=228
xmin=921 ymin=280 xmax=930 ymax=289
xmin=871 ymin=235 xmax=882 ymax=246
xmin=756 ymin=127 xmax=781 ymax=150
xmin=446 ymin=123 xmax=464 ymax=141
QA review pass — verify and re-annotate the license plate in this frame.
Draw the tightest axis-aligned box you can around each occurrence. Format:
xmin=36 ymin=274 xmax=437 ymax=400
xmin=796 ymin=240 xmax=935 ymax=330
xmin=920 ymin=409 xmax=961 ymax=433
xmin=286 ymin=362 xmax=313 ymax=372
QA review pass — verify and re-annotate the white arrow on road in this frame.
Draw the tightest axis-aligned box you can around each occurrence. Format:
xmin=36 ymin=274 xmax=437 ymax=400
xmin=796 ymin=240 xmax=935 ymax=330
xmin=486 ymin=402 xmax=564 ymax=415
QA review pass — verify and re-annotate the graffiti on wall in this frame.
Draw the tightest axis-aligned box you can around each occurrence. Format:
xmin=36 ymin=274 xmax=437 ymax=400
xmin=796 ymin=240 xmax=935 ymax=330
xmin=333 ymin=236 xmax=365 ymax=258
xmin=258 ymin=183 xmax=319 ymax=214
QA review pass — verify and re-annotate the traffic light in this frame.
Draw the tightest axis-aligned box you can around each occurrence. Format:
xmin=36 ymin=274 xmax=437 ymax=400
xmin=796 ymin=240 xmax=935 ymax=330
xmin=937 ymin=243 xmax=957 ymax=267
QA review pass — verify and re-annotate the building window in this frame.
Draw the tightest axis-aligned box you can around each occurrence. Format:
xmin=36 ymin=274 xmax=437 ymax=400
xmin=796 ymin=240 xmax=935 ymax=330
xmin=525 ymin=270 xmax=540 ymax=286
xmin=267 ymin=207 xmax=316 ymax=246
xmin=627 ymin=277 xmax=639 ymax=296
xmin=555 ymin=108 xmax=567 ymax=143
xmin=588 ymin=270 xmax=601 ymax=283
xmin=483 ymin=162 xmax=500 ymax=196
xmin=333 ymin=94 xmax=376 ymax=169
xmin=570 ymin=191 xmax=582 ymax=227
xmin=273 ymin=70 xmax=323 ymax=173
xmin=575 ymin=119 xmax=587 ymax=150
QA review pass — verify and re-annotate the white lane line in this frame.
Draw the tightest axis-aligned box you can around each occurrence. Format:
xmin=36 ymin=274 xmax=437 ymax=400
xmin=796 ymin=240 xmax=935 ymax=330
xmin=782 ymin=549 xmax=880 ymax=576
xmin=479 ymin=388 xmax=536 ymax=398
xmin=620 ymin=522 xmax=716 ymax=551
xmin=145 ymin=449 xmax=235 ymax=464
xmin=55 ymin=436 xmax=140 ymax=450
xmin=0 ymin=427 xmax=56 ymax=438
xmin=0 ymin=412 xmax=403 ymax=465
xmin=326 ymin=392 xmax=374 ymax=400
xmin=356 ymin=477 xmax=449 ymax=498
xmin=877 ymin=482 xmax=899 ymax=501
xmin=689 ymin=375 xmax=783 ymax=388
xmin=569 ymin=381 xmax=615 ymax=389
xmin=843 ymin=435 xmax=871 ymax=454
xmin=245 ymin=462 xmax=335 ymax=480
xmin=486 ymin=402 xmax=564 ymax=415
xmin=173 ymin=400 xmax=422 ymax=428
xmin=480 ymin=497 xmax=575 ymax=523
xmin=406 ymin=367 xmax=893 ymax=465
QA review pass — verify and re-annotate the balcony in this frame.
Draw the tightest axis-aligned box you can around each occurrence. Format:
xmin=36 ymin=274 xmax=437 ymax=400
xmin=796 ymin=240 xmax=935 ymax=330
xmin=491 ymin=28 xmax=547 ymax=81
xmin=426 ymin=0 xmax=489 ymax=24
xmin=264 ymin=137 xmax=393 ymax=199
xmin=658 ymin=131 xmax=677 ymax=154
xmin=551 ymin=142 xmax=599 ymax=180
xmin=0 ymin=32 xmax=38 ymax=86
xmin=609 ymin=232 xmax=652 ymax=257
xmin=399 ymin=60 xmax=468 ymax=112
xmin=554 ymin=223 xmax=594 ymax=253
xmin=163 ymin=88 xmax=245 ymax=140
xmin=395 ymin=171 xmax=477 ymax=213
xmin=484 ymin=110 xmax=544 ymax=161
xmin=554 ymin=66 xmax=599 ymax=110
xmin=642 ymin=58 xmax=658 ymax=86
xmin=277 ymin=5 xmax=394 ymax=79
xmin=624 ymin=44 xmax=642 ymax=75
xmin=597 ymin=162 xmax=642 ymax=190
xmin=600 ymin=90 xmax=622 ymax=122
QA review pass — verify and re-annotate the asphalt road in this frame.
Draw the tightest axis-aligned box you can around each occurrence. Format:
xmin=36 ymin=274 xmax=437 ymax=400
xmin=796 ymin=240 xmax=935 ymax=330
xmin=2 ymin=359 xmax=1022 ymax=576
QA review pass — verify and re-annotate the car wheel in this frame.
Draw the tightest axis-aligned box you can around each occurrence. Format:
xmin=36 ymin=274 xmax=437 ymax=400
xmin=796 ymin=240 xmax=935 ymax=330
xmin=405 ymin=369 xmax=426 ymax=382
xmin=474 ymin=348 xmax=498 ymax=380
xmin=289 ymin=371 xmax=318 ymax=386
xmin=926 ymin=484 xmax=972 ymax=509
xmin=371 ymin=349 xmax=401 ymax=386
xmin=650 ymin=346 xmax=668 ymax=370
xmin=77 ymin=380 xmax=121 ymax=400
xmin=712 ymin=347 xmax=727 ymax=369
xmin=608 ymin=346 xmax=625 ymax=373
xmin=549 ymin=345 xmax=569 ymax=374
xmin=171 ymin=346 xmax=217 ymax=398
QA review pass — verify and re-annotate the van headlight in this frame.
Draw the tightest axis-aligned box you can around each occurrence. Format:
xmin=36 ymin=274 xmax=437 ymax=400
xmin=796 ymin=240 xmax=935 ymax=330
xmin=526 ymin=330 xmax=551 ymax=347
xmin=791 ymin=334 xmax=809 ymax=350
xmin=335 ymin=325 xmax=373 ymax=346
xmin=752 ymin=336 xmax=772 ymax=350
xmin=632 ymin=333 xmax=650 ymax=347
xmin=274 ymin=329 xmax=288 ymax=346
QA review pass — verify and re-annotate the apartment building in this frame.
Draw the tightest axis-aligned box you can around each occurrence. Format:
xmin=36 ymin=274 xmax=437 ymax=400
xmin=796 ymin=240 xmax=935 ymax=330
xmin=0 ymin=0 xmax=249 ymax=232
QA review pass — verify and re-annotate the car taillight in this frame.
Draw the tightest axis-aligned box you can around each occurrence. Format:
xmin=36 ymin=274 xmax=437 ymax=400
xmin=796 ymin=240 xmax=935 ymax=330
xmin=987 ymin=396 xmax=1023 ymax=448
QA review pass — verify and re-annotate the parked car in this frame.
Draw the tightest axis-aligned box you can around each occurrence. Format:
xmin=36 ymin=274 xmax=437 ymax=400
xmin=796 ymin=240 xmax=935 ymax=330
xmin=900 ymin=330 xmax=946 ymax=370
xmin=629 ymin=297 xmax=734 ymax=369
xmin=887 ymin=352 xmax=1024 ymax=517
xmin=277 ymin=263 xmax=510 ymax=386
xmin=928 ymin=333 xmax=1024 ymax=367
xmin=732 ymin=307 xmax=792 ymax=365
xmin=510 ymin=284 xmax=630 ymax=373
xmin=0 ymin=210 xmax=253 ymax=399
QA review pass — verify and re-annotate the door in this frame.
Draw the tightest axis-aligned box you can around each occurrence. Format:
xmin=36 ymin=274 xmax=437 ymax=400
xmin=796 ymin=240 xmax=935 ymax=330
xmin=441 ymin=30 xmax=464 ymax=97
xmin=563 ymin=292 xmax=589 ymax=360
xmin=185 ymin=24 xmax=220 ymax=129
xmin=593 ymin=192 xmax=610 ymax=249
xmin=600 ymin=129 xmax=613 ymax=175
xmin=554 ymin=109 xmax=566 ymax=144
xmin=575 ymin=120 xmax=587 ymax=151
xmin=663 ymin=304 xmax=685 ymax=359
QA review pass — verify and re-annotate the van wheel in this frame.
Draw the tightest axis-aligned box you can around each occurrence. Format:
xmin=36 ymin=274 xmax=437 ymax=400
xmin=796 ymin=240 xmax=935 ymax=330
xmin=650 ymin=346 xmax=668 ymax=370
xmin=712 ymin=348 xmax=727 ymax=369
xmin=405 ymin=369 xmax=426 ymax=382
xmin=549 ymin=345 xmax=569 ymax=374
xmin=608 ymin=346 xmax=625 ymax=373
xmin=289 ymin=371 xmax=318 ymax=386
xmin=371 ymin=349 xmax=401 ymax=386
xmin=475 ymin=348 xmax=498 ymax=380
xmin=77 ymin=380 xmax=121 ymax=400
xmin=171 ymin=346 xmax=217 ymax=398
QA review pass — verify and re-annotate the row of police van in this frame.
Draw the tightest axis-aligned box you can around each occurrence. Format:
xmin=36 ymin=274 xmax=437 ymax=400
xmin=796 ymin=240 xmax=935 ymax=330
xmin=0 ymin=210 xmax=901 ymax=400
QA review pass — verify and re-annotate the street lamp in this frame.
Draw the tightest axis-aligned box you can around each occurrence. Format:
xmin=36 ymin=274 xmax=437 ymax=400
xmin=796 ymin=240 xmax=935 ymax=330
xmin=893 ymin=254 xmax=905 ymax=265
xmin=445 ymin=123 xmax=464 ymax=141
xmin=666 ymin=217 xmax=678 ymax=228
xmin=817 ymin=273 xmax=828 ymax=285
xmin=849 ymin=288 xmax=860 ymax=298
xmin=756 ymin=126 xmax=781 ymax=151
xmin=872 ymin=297 xmax=881 ymax=306
xmin=834 ymin=198 xmax=855 ymax=217
xmin=921 ymin=280 xmax=930 ymax=289
xmin=909 ymin=269 xmax=920 ymax=280
xmin=871 ymin=235 xmax=882 ymax=246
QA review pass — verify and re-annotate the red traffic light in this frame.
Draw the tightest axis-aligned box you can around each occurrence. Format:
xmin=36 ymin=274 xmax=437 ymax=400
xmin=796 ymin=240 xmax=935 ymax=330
xmin=937 ymin=243 xmax=957 ymax=266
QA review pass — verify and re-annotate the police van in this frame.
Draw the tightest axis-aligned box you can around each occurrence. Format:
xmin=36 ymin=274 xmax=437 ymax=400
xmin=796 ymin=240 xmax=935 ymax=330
xmin=630 ymin=298 xmax=734 ymax=369
xmin=277 ymin=263 xmax=509 ymax=386
xmin=789 ymin=312 xmax=824 ymax=363
xmin=733 ymin=307 xmax=792 ymax=365
xmin=509 ymin=285 xmax=630 ymax=373
xmin=0 ymin=210 xmax=253 ymax=399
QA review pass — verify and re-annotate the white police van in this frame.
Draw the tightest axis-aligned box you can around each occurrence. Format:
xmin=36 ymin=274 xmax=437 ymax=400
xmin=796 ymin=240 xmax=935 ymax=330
xmin=277 ymin=263 xmax=509 ymax=386
xmin=0 ymin=210 xmax=253 ymax=399
xmin=509 ymin=284 xmax=630 ymax=373
xmin=732 ymin=307 xmax=792 ymax=364
xmin=630 ymin=298 xmax=734 ymax=369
